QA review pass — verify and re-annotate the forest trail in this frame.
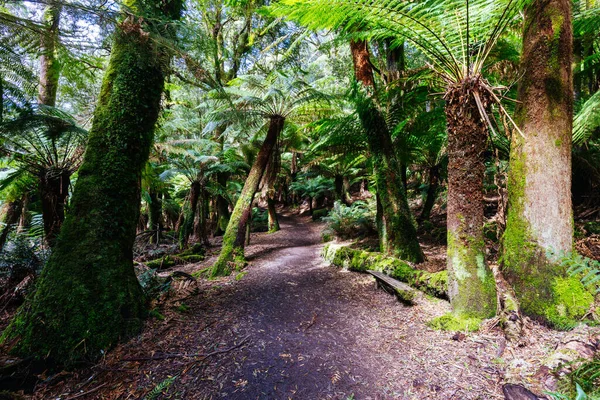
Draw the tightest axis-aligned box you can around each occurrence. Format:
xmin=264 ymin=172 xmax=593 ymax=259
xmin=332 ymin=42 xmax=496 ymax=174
xmin=36 ymin=215 xmax=521 ymax=399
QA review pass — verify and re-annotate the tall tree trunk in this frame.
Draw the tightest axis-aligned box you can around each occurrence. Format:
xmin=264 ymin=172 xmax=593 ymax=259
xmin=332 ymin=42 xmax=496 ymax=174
xmin=350 ymin=39 xmax=423 ymax=262
xmin=267 ymin=196 xmax=279 ymax=232
xmin=179 ymin=181 xmax=200 ymax=248
xmin=211 ymin=116 xmax=284 ymax=277
xmin=214 ymin=128 xmax=230 ymax=236
xmin=214 ymin=172 xmax=230 ymax=236
xmin=502 ymin=0 xmax=584 ymax=326
xmin=419 ymin=165 xmax=440 ymax=223
xmin=445 ymin=80 xmax=496 ymax=318
xmin=148 ymin=190 xmax=162 ymax=244
xmin=2 ymin=0 xmax=183 ymax=365
xmin=0 ymin=198 xmax=23 ymax=252
xmin=39 ymin=170 xmax=70 ymax=247
xmin=38 ymin=0 xmax=61 ymax=107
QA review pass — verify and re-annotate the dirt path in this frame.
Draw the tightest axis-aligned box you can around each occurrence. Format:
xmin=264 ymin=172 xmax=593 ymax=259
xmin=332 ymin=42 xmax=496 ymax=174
xmin=32 ymin=214 xmax=561 ymax=400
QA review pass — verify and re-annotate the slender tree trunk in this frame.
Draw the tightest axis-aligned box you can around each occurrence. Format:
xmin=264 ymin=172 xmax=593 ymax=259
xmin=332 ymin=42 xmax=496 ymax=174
xmin=334 ymin=175 xmax=344 ymax=202
xmin=445 ymin=78 xmax=496 ymax=318
xmin=38 ymin=0 xmax=61 ymax=107
xmin=39 ymin=170 xmax=70 ymax=247
xmin=502 ymin=0 xmax=584 ymax=326
xmin=2 ymin=0 xmax=183 ymax=365
xmin=350 ymin=39 xmax=423 ymax=262
xmin=180 ymin=181 xmax=200 ymax=248
xmin=214 ymin=172 xmax=230 ymax=236
xmin=0 ymin=198 xmax=23 ymax=252
xmin=342 ymin=176 xmax=352 ymax=205
xmin=148 ymin=190 xmax=162 ymax=244
xmin=211 ymin=116 xmax=284 ymax=277
xmin=419 ymin=165 xmax=440 ymax=223
xmin=267 ymin=196 xmax=279 ymax=232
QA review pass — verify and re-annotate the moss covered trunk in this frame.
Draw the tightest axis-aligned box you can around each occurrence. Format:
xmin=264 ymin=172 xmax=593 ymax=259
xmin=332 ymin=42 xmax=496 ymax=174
xmin=0 ymin=198 xmax=23 ymax=252
xmin=1 ymin=0 xmax=182 ymax=365
xmin=445 ymin=79 xmax=496 ymax=318
xmin=502 ymin=0 xmax=585 ymax=326
xmin=210 ymin=116 xmax=284 ymax=277
xmin=38 ymin=0 xmax=61 ymax=107
xmin=39 ymin=170 xmax=70 ymax=247
xmin=350 ymin=40 xmax=423 ymax=263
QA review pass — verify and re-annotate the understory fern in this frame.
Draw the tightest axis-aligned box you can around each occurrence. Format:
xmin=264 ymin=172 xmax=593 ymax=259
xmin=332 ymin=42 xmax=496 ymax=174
xmin=144 ymin=375 xmax=178 ymax=400
xmin=558 ymin=252 xmax=600 ymax=294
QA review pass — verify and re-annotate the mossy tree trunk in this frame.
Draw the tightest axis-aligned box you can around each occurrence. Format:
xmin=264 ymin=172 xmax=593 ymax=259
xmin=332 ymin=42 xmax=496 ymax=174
xmin=1 ymin=0 xmax=182 ymax=365
xmin=350 ymin=39 xmax=423 ymax=263
xmin=38 ymin=0 xmax=61 ymax=107
xmin=445 ymin=79 xmax=496 ymax=318
xmin=39 ymin=170 xmax=70 ymax=247
xmin=210 ymin=116 xmax=284 ymax=277
xmin=0 ymin=198 xmax=23 ymax=252
xmin=502 ymin=0 xmax=583 ymax=326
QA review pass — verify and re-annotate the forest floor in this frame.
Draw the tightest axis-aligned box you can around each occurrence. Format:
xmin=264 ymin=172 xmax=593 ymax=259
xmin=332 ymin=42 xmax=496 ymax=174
xmin=6 ymin=213 xmax=599 ymax=399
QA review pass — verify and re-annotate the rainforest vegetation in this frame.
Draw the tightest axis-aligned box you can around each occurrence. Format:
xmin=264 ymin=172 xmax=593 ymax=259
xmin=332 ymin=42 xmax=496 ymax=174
xmin=1 ymin=0 xmax=600 ymax=398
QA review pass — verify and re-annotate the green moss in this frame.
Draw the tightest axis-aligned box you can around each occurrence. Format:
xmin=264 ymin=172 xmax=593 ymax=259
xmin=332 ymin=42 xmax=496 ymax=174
xmin=149 ymin=309 xmax=165 ymax=321
xmin=447 ymin=228 xmax=496 ymax=318
xmin=179 ymin=243 xmax=205 ymax=256
xmin=179 ymin=254 xmax=205 ymax=263
xmin=545 ymin=277 xmax=593 ymax=329
xmin=324 ymin=244 xmax=447 ymax=298
xmin=146 ymin=256 xmax=176 ymax=269
xmin=427 ymin=312 xmax=482 ymax=332
xmin=394 ymin=287 xmax=416 ymax=304
xmin=555 ymin=138 xmax=563 ymax=147
xmin=235 ymin=271 xmax=247 ymax=281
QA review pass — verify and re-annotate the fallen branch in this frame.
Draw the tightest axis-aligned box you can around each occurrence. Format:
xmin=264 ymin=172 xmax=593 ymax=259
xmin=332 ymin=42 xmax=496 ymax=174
xmin=65 ymin=383 xmax=107 ymax=399
xmin=121 ymin=335 xmax=250 ymax=362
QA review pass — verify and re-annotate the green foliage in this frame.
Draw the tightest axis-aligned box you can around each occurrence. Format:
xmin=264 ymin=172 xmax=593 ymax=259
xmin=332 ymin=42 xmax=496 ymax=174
xmin=559 ymin=251 xmax=600 ymax=294
xmin=144 ymin=375 xmax=178 ymax=400
xmin=427 ymin=313 xmax=482 ymax=332
xmin=0 ymin=233 xmax=47 ymax=282
xmin=323 ymin=200 xmax=375 ymax=239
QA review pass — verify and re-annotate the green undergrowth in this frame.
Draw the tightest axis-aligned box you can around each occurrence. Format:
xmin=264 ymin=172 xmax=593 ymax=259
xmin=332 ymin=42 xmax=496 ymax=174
xmin=322 ymin=243 xmax=447 ymax=298
xmin=144 ymin=244 xmax=205 ymax=269
xmin=427 ymin=313 xmax=482 ymax=332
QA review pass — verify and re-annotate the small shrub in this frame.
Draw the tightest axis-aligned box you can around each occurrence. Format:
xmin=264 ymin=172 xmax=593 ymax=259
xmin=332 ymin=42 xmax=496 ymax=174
xmin=0 ymin=234 xmax=47 ymax=285
xmin=323 ymin=200 xmax=376 ymax=239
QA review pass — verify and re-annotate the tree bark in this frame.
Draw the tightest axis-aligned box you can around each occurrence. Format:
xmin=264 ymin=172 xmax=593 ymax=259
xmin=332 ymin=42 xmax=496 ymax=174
xmin=179 ymin=180 xmax=200 ymax=248
xmin=350 ymin=40 xmax=423 ymax=262
xmin=39 ymin=170 xmax=70 ymax=247
xmin=2 ymin=0 xmax=183 ymax=365
xmin=211 ymin=116 xmax=284 ymax=276
xmin=148 ymin=190 xmax=163 ymax=244
xmin=445 ymin=79 xmax=496 ymax=318
xmin=38 ymin=0 xmax=61 ymax=107
xmin=502 ymin=0 xmax=581 ymax=326
xmin=0 ymin=198 xmax=23 ymax=252
xmin=419 ymin=165 xmax=440 ymax=223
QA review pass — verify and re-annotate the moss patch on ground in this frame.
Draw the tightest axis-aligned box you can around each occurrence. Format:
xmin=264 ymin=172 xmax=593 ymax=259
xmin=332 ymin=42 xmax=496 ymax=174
xmin=427 ymin=313 xmax=482 ymax=332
